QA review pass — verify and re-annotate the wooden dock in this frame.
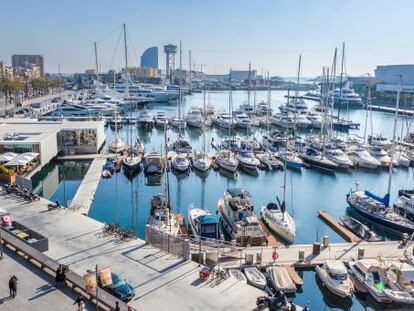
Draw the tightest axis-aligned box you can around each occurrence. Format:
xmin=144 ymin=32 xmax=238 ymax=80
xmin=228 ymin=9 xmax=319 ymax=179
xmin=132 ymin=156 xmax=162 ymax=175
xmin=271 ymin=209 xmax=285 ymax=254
xmin=317 ymin=210 xmax=361 ymax=243
xmin=259 ymin=219 xmax=282 ymax=247
xmin=69 ymin=156 xmax=107 ymax=214
xmin=283 ymin=264 xmax=304 ymax=286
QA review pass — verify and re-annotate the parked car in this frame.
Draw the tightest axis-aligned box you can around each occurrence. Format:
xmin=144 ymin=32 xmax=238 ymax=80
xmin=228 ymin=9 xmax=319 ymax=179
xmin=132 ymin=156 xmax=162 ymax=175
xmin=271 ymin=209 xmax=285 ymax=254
xmin=101 ymin=272 xmax=135 ymax=302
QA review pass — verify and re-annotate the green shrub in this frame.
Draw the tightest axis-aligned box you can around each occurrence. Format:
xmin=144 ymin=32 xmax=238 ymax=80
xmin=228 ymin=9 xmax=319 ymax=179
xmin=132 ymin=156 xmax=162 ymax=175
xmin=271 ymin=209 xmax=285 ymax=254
xmin=0 ymin=164 xmax=15 ymax=176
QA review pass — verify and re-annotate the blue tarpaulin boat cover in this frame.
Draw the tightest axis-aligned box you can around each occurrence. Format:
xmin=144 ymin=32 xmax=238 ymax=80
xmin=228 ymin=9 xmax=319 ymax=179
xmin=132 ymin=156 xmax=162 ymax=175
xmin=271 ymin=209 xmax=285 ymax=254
xmin=365 ymin=191 xmax=390 ymax=207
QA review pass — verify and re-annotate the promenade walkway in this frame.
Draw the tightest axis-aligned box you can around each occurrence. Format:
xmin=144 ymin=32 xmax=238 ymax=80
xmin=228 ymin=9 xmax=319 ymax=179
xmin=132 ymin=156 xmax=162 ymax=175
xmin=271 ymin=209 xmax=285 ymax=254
xmin=0 ymin=193 xmax=262 ymax=311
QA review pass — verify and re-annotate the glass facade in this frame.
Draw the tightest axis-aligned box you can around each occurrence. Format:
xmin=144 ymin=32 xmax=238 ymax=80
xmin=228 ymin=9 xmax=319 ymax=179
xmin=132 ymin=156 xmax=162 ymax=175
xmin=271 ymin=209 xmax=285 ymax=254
xmin=140 ymin=47 xmax=158 ymax=69
xmin=58 ymin=129 xmax=97 ymax=148
xmin=1 ymin=143 xmax=39 ymax=153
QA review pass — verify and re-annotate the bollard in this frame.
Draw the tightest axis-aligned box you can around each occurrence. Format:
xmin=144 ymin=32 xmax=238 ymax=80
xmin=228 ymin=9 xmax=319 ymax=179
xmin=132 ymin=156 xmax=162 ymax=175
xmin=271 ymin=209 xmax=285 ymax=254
xmin=358 ymin=247 xmax=365 ymax=259
xmin=245 ymin=253 xmax=254 ymax=265
xmin=323 ymin=236 xmax=330 ymax=248
xmin=145 ymin=225 xmax=151 ymax=245
xmin=312 ymin=242 xmax=321 ymax=256
xmin=256 ymin=253 xmax=262 ymax=265
xmin=298 ymin=250 xmax=305 ymax=262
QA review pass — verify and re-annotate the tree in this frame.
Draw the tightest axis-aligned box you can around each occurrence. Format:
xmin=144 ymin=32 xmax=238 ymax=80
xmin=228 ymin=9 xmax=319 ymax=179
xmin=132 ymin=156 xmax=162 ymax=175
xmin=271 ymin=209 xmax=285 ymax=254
xmin=0 ymin=78 xmax=23 ymax=105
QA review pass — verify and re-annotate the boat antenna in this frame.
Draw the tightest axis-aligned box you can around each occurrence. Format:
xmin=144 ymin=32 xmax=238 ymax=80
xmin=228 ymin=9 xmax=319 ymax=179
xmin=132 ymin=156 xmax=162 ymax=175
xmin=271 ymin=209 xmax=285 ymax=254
xmin=387 ymin=75 xmax=402 ymax=206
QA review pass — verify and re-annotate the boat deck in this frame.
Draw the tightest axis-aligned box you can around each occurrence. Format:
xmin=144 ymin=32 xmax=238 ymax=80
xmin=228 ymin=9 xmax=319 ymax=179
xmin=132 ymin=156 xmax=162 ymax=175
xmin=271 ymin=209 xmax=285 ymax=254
xmin=317 ymin=210 xmax=361 ymax=243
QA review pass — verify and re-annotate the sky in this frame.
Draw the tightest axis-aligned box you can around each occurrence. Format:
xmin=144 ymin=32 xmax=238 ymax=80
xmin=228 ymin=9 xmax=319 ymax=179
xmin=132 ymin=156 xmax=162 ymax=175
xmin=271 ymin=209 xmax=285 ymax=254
xmin=1 ymin=0 xmax=414 ymax=77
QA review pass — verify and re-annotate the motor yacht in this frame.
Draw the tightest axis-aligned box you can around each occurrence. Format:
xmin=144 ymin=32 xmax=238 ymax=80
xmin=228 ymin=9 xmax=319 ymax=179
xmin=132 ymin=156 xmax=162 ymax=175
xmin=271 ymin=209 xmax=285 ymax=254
xmin=47 ymin=101 xmax=93 ymax=118
xmin=349 ymin=259 xmax=391 ymax=302
xmin=169 ymin=115 xmax=186 ymax=130
xmin=325 ymin=147 xmax=353 ymax=169
xmin=143 ymin=152 xmax=162 ymax=175
xmin=108 ymin=136 xmax=127 ymax=153
xmin=347 ymin=147 xmax=381 ymax=169
xmin=154 ymin=111 xmax=168 ymax=128
xmin=279 ymin=99 xmax=308 ymax=115
xmin=294 ymin=113 xmax=312 ymax=129
xmin=394 ymin=189 xmax=414 ymax=220
xmin=269 ymin=114 xmax=294 ymax=129
xmin=256 ymin=101 xmax=273 ymax=116
xmin=188 ymin=205 xmax=220 ymax=239
xmin=239 ymin=102 xmax=255 ymax=115
xmin=185 ymin=108 xmax=204 ymax=128
xmin=307 ymin=112 xmax=323 ymax=129
xmin=215 ymin=113 xmax=235 ymax=129
xmin=262 ymin=131 xmax=286 ymax=152
xmin=278 ymin=151 xmax=303 ymax=169
xmin=383 ymin=262 xmax=414 ymax=305
xmin=315 ymin=260 xmax=353 ymax=298
xmin=255 ymin=152 xmax=284 ymax=170
xmin=237 ymin=150 xmax=260 ymax=170
xmin=137 ymin=110 xmax=153 ymax=127
xmin=220 ymin=137 xmax=242 ymax=152
xmin=300 ymin=148 xmax=338 ymax=171
xmin=329 ymin=82 xmax=363 ymax=108
xmin=261 ymin=202 xmax=295 ymax=243
xmin=217 ymin=188 xmax=266 ymax=246
xmin=233 ymin=110 xmax=251 ymax=129
xmin=368 ymin=146 xmax=398 ymax=168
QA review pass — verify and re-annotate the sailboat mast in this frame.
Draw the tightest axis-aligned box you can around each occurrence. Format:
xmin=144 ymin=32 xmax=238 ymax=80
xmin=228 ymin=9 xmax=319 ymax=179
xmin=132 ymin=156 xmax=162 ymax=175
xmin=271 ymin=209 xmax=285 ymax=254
xmin=178 ymin=41 xmax=183 ymax=134
xmin=363 ymin=81 xmax=371 ymax=144
xmin=247 ymin=63 xmax=251 ymax=106
xmin=94 ymin=41 xmax=99 ymax=83
xmin=203 ymin=90 xmax=206 ymax=153
xmin=188 ymin=50 xmax=192 ymax=92
xmin=337 ymin=42 xmax=345 ymax=120
xmin=123 ymin=23 xmax=129 ymax=97
xmin=293 ymin=55 xmax=302 ymax=134
xmin=387 ymin=78 xmax=401 ymax=200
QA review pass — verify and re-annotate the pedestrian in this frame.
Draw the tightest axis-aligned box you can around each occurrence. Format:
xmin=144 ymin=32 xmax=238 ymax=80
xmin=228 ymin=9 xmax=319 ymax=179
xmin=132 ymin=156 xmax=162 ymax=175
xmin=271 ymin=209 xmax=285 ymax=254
xmin=8 ymin=275 xmax=17 ymax=298
xmin=55 ymin=265 xmax=62 ymax=288
xmin=61 ymin=267 xmax=67 ymax=287
xmin=74 ymin=295 xmax=84 ymax=311
xmin=115 ymin=301 xmax=120 ymax=311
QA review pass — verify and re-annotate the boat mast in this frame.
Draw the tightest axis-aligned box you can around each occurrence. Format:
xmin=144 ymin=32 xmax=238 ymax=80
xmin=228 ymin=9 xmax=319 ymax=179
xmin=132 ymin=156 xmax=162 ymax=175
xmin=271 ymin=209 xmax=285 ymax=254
xmin=203 ymin=90 xmax=206 ymax=154
xmin=123 ymin=23 xmax=131 ymax=145
xmin=229 ymin=71 xmax=233 ymax=157
xmin=363 ymin=81 xmax=371 ymax=144
xmin=188 ymin=50 xmax=192 ymax=93
xmin=247 ymin=63 xmax=251 ymax=107
xmin=293 ymin=55 xmax=302 ymax=135
xmin=266 ymin=71 xmax=271 ymax=133
xmin=178 ymin=41 xmax=183 ymax=135
xmin=94 ymin=41 xmax=99 ymax=83
xmin=386 ymin=76 xmax=401 ymax=205
xmin=337 ymin=42 xmax=345 ymax=120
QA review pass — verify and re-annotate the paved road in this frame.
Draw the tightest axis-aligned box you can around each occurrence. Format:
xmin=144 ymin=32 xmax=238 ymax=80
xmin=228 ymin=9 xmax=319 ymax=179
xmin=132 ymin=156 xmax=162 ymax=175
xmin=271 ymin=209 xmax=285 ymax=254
xmin=0 ymin=248 xmax=93 ymax=311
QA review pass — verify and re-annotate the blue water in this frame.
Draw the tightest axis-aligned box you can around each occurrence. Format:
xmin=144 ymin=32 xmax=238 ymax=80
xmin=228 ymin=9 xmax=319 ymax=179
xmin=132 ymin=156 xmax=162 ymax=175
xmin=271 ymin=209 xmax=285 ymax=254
xmin=65 ymin=90 xmax=412 ymax=310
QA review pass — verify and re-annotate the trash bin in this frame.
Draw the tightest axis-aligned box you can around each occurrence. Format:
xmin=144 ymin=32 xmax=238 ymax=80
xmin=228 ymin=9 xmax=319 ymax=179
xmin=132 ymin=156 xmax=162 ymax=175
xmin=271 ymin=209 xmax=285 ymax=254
xmin=323 ymin=236 xmax=330 ymax=247
xmin=298 ymin=250 xmax=305 ymax=262
xmin=312 ymin=242 xmax=321 ymax=256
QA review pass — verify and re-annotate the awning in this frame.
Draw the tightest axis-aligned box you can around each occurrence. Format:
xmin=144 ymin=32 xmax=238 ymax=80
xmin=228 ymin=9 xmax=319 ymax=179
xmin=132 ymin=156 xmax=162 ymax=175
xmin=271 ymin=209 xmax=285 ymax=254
xmin=0 ymin=152 xmax=18 ymax=162
xmin=5 ymin=152 xmax=40 ymax=166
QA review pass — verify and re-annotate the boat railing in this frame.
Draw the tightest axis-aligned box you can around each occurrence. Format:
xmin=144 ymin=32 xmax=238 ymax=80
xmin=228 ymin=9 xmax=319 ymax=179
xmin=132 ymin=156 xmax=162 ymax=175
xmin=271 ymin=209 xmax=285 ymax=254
xmin=188 ymin=234 xmax=243 ymax=251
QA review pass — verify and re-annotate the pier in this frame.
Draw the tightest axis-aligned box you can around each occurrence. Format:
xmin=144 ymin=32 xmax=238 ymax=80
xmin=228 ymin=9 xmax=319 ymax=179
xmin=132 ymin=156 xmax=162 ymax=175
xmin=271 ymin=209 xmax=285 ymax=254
xmin=367 ymin=105 xmax=414 ymax=116
xmin=317 ymin=210 xmax=360 ymax=243
xmin=259 ymin=219 xmax=282 ymax=247
xmin=69 ymin=156 xmax=107 ymax=214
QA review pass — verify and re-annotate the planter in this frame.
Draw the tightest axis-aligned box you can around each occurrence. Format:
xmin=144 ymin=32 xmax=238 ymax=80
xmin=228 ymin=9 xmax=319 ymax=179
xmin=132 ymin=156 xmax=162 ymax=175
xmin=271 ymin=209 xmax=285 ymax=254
xmin=0 ymin=173 xmax=16 ymax=184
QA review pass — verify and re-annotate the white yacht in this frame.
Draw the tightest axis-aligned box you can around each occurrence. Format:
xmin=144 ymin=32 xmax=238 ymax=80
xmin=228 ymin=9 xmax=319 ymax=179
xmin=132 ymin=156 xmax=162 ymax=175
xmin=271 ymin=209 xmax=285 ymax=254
xmin=169 ymin=115 xmax=186 ymax=130
xmin=48 ymin=102 xmax=92 ymax=117
xmin=347 ymin=147 xmax=381 ymax=169
xmin=171 ymin=153 xmax=190 ymax=172
xmin=154 ymin=111 xmax=168 ymax=128
xmin=261 ymin=202 xmax=295 ymax=243
xmin=325 ymin=147 xmax=354 ymax=169
xmin=108 ymin=136 xmax=126 ymax=153
xmin=315 ymin=260 xmax=353 ymax=298
xmin=307 ymin=112 xmax=323 ymax=129
xmin=239 ymin=102 xmax=255 ymax=115
xmin=294 ymin=113 xmax=312 ymax=129
xmin=215 ymin=113 xmax=234 ymax=129
xmin=269 ymin=114 xmax=294 ymax=129
xmin=279 ymin=99 xmax=308 ymax=114
xmin=256 ymin=101 xmax=273 ymax=116
xmin=185 ymin=109 xmax=204 ymax=128
xmin=368 ymin=134 xmax=393 ymax=150
xmin=383 ymin=262 xmax=414 ymax=305
xmin=349 ymin=259 xmax=391 ymax=303
xmin=217 ymin=188 xmax=266 ymax=246
xmin=330 ymin=82 xmax=363 ymax=107
xmin=112 ymin=81 xmax=176 ymax=103
xmin=237 ymin=150 xmax=260 ymax=170
xmin=233 ymin=110 xmax=251 ymax=129
xmin=137 ymin=110 xmax=153 ymax=127
xmin=215 ymin=150 xmax=239 ymax=172
xmin=368 ymin=146 xmax=398 ymax=168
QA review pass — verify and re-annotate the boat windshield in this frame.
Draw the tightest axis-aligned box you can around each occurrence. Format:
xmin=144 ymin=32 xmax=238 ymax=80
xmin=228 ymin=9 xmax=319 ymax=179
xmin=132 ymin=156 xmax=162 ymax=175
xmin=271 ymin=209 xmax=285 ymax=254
xmin=328 ymin=271 xmax=347 ymax=281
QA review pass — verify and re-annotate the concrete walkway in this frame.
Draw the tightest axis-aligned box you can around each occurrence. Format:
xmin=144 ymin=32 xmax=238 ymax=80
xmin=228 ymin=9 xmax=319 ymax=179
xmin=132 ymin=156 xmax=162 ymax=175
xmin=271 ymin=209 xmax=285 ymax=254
xmin=69 ymin=156 xmax=106 ymax=214
xmin=0 ymin=193 xmax=262 ymax=311
xmin=0 ymin=248 xmax=94 ymax=310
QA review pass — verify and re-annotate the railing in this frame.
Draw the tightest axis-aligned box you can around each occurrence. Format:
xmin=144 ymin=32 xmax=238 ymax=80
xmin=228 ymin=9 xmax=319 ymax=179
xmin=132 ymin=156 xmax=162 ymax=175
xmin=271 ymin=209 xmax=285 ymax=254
xmin=0 ymin=227 xmax=129 ymax=311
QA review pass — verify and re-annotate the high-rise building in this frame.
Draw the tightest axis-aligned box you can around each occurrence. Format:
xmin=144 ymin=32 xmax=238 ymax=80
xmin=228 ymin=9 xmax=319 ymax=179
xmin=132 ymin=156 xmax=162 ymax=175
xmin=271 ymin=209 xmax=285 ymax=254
xmin=140 ymin=47 xmax=158 ymax=69
xmin=11 ymin=54 xmax=44 ymax=76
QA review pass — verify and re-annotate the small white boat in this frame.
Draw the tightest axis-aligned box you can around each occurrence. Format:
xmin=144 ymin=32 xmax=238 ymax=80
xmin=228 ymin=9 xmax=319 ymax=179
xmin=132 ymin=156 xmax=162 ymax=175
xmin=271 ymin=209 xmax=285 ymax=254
xmin=315 ymin=260 xmax=353 ymax=298
xmin=102 ymin=169 xmax=112 ymax=178
xmin=228 ymin=269 xmax=247 ymax=283
xmin=256 ymin=152 xmax=284 ymax=170
xmin=154 ymin=111 xmax=168 ymax=128
xmin=237 ymin=150 xmax=260 ymax=170
xmin=137 ymin=110 xmax=153 ymax=127
xmin=215 ymin=150 xmax=239 ymax=173
xmin=108 ymin=136 xmax=126 ymax=153
xmin=244 ymin=267 xmax=266 ymax=289
xmin=267 ymin=266 xmax=296 ymax=293
xmin=192 ymin=152 xmax=211 ymax=172
xmin=261 ymin=203 xmax=296 ymax=244
xmin=171 ymin=153 xmax=190 ymax=172
xmin=169 ymin=115 xmax=186 ymax=129
xmin=185 ymin=108 xmax=204 ymax=128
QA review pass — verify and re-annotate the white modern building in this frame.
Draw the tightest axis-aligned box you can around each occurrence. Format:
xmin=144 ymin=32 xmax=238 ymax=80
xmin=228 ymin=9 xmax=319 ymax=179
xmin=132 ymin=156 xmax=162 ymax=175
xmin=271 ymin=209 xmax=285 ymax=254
xmin=0 ymin=119 xmax=105 ymax=166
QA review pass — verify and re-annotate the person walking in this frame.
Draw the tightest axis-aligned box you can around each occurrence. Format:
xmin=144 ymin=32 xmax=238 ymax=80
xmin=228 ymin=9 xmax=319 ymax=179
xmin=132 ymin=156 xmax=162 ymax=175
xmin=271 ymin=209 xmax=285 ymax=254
xmin=8 ymin=275 xmax=17 ymax=298
xmin=55 ymin=266 xmax=62 ymax=288
xmin=74 ymin=295 xmax=84 ymax=311
xmin=115 ymin=301 xmax=120 ymax=311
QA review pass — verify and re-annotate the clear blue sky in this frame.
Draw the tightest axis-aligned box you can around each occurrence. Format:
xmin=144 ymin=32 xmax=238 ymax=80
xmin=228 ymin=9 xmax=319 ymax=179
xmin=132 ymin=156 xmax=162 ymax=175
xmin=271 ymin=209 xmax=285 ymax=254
xmin=1 ymin=0 xmax=414 ymax=76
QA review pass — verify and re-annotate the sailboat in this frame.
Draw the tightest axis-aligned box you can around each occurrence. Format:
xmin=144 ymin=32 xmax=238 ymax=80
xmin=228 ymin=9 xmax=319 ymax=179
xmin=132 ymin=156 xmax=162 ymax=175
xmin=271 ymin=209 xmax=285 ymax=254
xmin=148 ymin=132 xmax=179 ymax=235
xmin=347 ymin=83 xmax=414 ymax=234
xmin=216 ymin=79 xmax=239 ymax=172
xmin=192 ymin=90 xmax=212 ymax=172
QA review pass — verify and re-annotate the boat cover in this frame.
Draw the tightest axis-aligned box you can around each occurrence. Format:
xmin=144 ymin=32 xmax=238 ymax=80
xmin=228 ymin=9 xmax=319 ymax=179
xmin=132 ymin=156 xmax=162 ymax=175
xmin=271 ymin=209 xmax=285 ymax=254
xmin=365 ymin=191 xmax=390 ymax=207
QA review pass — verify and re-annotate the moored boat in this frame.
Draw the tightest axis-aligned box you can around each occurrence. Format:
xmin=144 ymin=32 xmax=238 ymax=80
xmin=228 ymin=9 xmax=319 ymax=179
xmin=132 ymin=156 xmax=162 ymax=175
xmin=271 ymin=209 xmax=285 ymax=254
xmin=244 ymin=267 xmax=266 ymax=289
xmin=188 ymin=205 xmax=220 ymax=239
xmin=266 ymin=266 xmax=296 ymax=294
xmin=315 ymin=260 xmax=353 ymax=298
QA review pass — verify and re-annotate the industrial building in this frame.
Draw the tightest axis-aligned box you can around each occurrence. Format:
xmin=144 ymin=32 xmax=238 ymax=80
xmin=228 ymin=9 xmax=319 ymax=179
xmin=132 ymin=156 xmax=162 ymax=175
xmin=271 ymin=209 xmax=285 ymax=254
xmin=0 ymin=119 xmax=105 ymax=167
xmin=140 ymin=47 xmax=158 ymax=69
xmin=375 ymin=64 xmax=414 ymax=93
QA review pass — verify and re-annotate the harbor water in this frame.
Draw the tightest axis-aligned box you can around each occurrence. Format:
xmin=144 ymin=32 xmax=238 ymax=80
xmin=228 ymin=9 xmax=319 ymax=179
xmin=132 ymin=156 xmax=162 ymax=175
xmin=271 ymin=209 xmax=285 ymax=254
xmin=52 ymin=90 xmax=412 ymax=310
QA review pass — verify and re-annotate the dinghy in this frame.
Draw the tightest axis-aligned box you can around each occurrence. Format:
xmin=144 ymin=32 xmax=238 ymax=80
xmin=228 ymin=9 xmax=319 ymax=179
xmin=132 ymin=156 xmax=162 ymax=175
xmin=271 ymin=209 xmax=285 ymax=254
xmin=267 ymin=266 xmax=296 ymax=293
xmin=228 ymin=269 xmax=247 ymax=283
xmin=244 ymin=267 xmax=267 ymax=289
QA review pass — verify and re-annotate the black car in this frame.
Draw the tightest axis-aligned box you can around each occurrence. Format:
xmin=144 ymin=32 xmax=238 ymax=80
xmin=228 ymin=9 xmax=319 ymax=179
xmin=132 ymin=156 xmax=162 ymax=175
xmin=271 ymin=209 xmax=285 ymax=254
xmin=102 ymin=272 xmax=135 ymax=302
